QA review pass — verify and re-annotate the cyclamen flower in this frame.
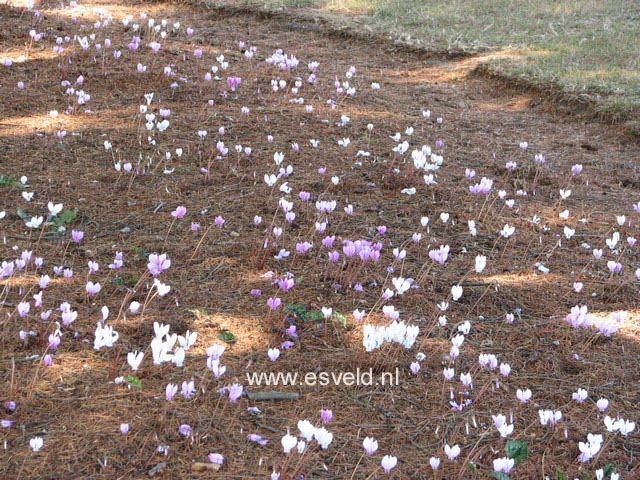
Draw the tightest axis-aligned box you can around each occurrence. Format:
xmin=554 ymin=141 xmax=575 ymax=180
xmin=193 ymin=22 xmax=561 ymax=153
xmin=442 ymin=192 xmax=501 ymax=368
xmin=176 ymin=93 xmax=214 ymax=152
xmin=226 ymin=76 xmax=241 ymax=91
xmin=223 ymin=383 xmax=243 ymax=403
xmin=429 ymin=245 xmax=450 ymax=265
xmin=381 ymin=455 xmax=397 ymax=473
xmin=363 ymin=436 xmax=378 ymax=455
xmin=171 ymin=206 xmax=186 ymax=218
xmin=147 ymin=253 xmax=170 ymax=277
xmin=493 ymin=457 xmax=515 ymax=473
xmin=469 ymin=177 xmax=493 ymax=195
xmin=320 ymin=409 xmax=333 ymax=424
xmin=444 ymin=444 xmax=461 ymax=461
xmin=247 ymin=433 xmax=268 ymax=446
xmin=572 ymin=388 xmax=588 ymax=403
xmin=71 ymin=230 xmax=84 ymax=243
xmin=268 ymin=348 xmax=280 ymax=362
xmin=281 ymin=431 xmax=297 ymax=454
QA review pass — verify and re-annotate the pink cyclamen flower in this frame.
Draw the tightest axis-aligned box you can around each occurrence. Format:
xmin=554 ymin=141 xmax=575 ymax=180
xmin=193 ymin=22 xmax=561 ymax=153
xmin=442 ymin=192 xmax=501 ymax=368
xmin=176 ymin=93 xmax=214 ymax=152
xmin=226 ymin=76 xmax=241 ymax=91
xmin=320 ymin=409 xmax=333 ymax=424
xmin=247 ymin=433 xmax=269 ymax=446
xmin=267 ymin=297 xmax=281 ymax=310
xmin=171 ymin=206 xmax=186 ymax=218
xmin=226 ymin=383 xmax=243 ymax=403
xmin=214 ymin=216 xmax=225 ymax=228
xmin=85 ymin=281 xmax=101 ymax=296
xmin=147 ymin=253 xmax=170 ymax=277
xmin=71 ymin=230 xmax=84 ymax=243
xmin=208 ymin=453 xmax=224 ymax=465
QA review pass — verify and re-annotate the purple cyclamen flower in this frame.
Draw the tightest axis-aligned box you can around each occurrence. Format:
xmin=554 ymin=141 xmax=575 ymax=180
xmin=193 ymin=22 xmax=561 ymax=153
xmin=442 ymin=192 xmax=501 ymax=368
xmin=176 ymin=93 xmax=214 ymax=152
xmin=247 ymin=433 xmax=269 ymax=446
xmin=179 ymin=424 xmax=192 ymax=437
xmin=172 ymin=206 xmax=187 ymax=218
xmin=208 ymin=453 xmax=223 ymax=465
xmin=320 ymin=409 xmax=333 ymax=424
xmin=86 ymin=281 xmax=101 ymax=296
xmin=226 ymin=383 xmax=243 ymax=403
xmin=147 ymin=253 xmax=171 ymax=277
xmin=214 ymin=216 xmax=225 ymax=228
xmin=267 ymin=297 xmax=281 ymax=310
xmin=226 ymin=76 xmax=241 ymax=91
xmin=71 ymin=230 xmax=84 ymax=243
xmin=165 ymin=383 xmax=178 ymax=401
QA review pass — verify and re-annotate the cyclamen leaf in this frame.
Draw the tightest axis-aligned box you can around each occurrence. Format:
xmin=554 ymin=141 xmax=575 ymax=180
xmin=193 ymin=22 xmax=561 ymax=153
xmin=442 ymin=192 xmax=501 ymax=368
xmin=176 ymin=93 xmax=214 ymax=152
xmin=55 ymin=209 xmax=78 ymax=225
xmin=124 ymin=375 xmax=142 ymax=388
xmin=218 ymin=330 xmax=236 ymax=343
xmin=505 ymin=440 xmax=528 ymax=463
xmin=332 ymin=312 xmax=347 ymax=327
xmin=556 ymin=468 xmax=566 ymax=480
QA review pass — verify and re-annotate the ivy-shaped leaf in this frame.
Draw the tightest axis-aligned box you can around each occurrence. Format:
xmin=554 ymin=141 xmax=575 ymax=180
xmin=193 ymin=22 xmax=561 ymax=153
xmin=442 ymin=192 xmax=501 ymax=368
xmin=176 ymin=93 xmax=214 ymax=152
xmin=332 ymin=311 xmax=348 ymax=327
xmin=505 ymin=440 xmax=528 ymax=463
xmin=218 ymin=330 xmax=236 ymax=344
xmin=124 ymin=375 xmax=142 ymax=388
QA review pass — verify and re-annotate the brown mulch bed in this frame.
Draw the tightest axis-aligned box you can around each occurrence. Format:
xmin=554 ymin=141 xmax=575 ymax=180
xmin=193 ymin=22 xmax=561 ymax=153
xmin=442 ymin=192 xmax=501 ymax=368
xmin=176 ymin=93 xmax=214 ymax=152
xmin=0 ymin=0 xmax=639 ymax=478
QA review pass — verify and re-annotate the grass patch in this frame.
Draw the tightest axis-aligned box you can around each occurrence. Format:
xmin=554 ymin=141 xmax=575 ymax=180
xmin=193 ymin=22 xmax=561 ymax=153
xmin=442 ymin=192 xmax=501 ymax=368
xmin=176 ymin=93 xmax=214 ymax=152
xmin=242 ymin=0 xmax=640 ymax=120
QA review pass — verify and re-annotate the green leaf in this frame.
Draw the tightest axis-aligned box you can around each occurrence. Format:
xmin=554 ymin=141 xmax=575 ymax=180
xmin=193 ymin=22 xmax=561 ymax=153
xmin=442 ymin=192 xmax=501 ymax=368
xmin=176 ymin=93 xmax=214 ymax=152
xmin=124 ymin=375 xmax=142 ymax=388
xmin=492 ymin=473 xmax=510 ymax=480
xmin=111 ymin=277 xmax=124 ymax=286
xmin=131 ymin=246 xmax=149 ymax=259
xmin=332 ymin=311 xmax=347 ymax=327
xmin=505 ymin=440 xmax=528 ymax=463
xmin=16 ymin=209 xmax=30 ymax=220
xmin=286 ymin=304 xmax=324 ymax=322
xmin=466 ymin=461 xmax=477 ymax=474
xmin=603 ymin=464 xmax=615 ymax=477
xmin=286 ymin=303 xmax=307 ymax=319
xmin=303 ymin=309 xmax=324 ymax=322
xmin=189 ymin=308 xmax=210 ymax=321
xmin=556 ymin=468 xmax=566 ymax=480
xmin=54 ymin=209 xmax=78 ymax=226
xmin=0 ymin=174 xmax=22 ymax=188
xmin=218 ymin=330 xmax=236 ymax=344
